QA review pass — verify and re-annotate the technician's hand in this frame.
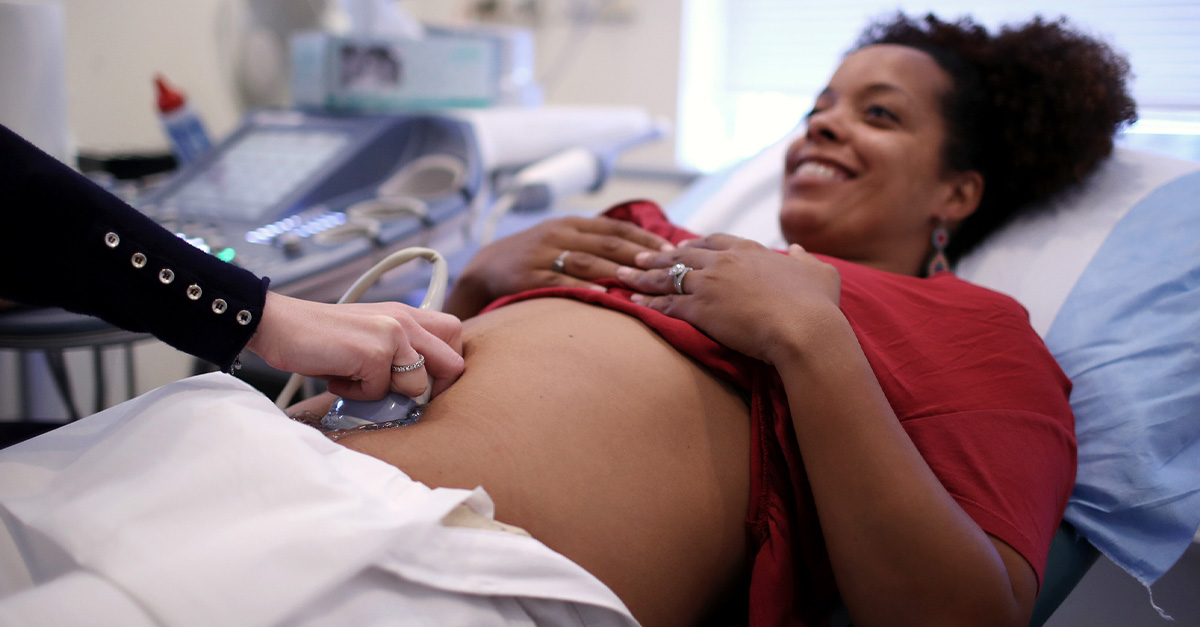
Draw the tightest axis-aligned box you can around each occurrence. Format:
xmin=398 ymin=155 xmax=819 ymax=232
xmin=246 ymin=292 xmax=464 ymax=401
xmin=617 ymin=234 xmax=843 ymax=365
xmin=444 ymin=216 xmax=674 ymax=319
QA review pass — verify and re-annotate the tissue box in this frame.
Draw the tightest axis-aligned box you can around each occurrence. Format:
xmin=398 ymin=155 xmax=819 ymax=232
xmin=290 ymin=31 xmax=499 ymax=111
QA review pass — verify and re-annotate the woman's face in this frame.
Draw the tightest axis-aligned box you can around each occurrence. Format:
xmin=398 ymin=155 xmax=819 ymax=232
xmin=780 ymin=44 xmax=980 ymax=275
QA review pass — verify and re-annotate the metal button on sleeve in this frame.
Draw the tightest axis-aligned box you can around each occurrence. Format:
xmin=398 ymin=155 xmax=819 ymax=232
xmin=236 ymin=310 xmax=253 ymax=326
xmin=105 ymin=232 xmax=120 ymax=248
xmin=211 ymin=298 xmax=227 ymax=314
xmin=187 ymin=284 xmax=202 ymax=300
xmin=159 ymin=268 xmax=175 ymax=284
xmin=131 ymin=252 xmax=147 ymax=268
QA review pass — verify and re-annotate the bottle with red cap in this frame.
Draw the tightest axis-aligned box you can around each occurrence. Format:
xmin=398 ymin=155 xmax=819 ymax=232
xmin=154 ymin=74 xmax=212 ymax=166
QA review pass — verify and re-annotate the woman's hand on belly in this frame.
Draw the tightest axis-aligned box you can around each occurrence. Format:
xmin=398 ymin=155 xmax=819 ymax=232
xmin=445 ymin=216 xmax=674 ymax=319
xmin=620 ymin=235 xmax=842 ymax=366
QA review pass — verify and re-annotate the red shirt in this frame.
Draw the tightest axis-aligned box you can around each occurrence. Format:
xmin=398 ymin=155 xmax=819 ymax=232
xmin=486 ymin=201 xmax=1076 ymax=625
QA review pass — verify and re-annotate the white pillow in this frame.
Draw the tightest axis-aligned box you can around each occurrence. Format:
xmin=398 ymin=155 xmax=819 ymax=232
xmin=668 ymin=129 xmax=797 ymax=247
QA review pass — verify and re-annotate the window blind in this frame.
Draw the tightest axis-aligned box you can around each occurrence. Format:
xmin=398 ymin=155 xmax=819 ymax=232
xmin=679 ymin=0 xmax=1200 ymax=170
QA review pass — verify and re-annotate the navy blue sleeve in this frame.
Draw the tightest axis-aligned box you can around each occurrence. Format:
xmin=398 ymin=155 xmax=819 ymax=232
xmin=0 ymin=123 xmax=268 ymax=371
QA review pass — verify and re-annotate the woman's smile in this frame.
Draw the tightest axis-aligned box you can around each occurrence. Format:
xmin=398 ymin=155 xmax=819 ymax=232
xmin=786 ymin=158 xmax=856 ymax=186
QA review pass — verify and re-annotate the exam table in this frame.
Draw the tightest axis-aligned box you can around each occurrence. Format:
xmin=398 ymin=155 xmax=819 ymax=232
xmin=2 ymin=131 xmax=1199 ymax=625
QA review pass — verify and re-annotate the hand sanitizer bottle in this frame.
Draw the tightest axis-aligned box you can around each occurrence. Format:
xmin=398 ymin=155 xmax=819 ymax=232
xmin=154 ymin=74 xmax=212 ymax=166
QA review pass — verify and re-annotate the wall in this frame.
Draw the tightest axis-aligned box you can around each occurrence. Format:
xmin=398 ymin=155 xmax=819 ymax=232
xmin=60 ymin=0 xmax=686 ymax=174
xmin=59 ymin=0 xmax=689 ymax=209
xmin=60 ymin=0 xmax=243 ymax=154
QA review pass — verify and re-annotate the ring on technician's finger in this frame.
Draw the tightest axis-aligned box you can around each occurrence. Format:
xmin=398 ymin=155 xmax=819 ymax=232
xmin=668 ymin=263 xmax=693 ymax=295
xmin=391 ymin=353 xmax=425 ymax=373
xmin=551 ymin=250 xmax=570 ymax=273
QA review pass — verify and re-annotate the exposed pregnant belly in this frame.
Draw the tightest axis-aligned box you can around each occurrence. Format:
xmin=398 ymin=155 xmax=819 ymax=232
xmin=339 ymin=297 xmax=751 ymax=627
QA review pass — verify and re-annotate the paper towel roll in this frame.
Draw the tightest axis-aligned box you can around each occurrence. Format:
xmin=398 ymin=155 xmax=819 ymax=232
xmin=0 ymin=1 xmax=71 ymax=165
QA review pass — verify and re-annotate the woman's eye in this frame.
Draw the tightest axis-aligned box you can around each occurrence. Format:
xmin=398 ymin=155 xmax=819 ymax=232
xmin=866 ymin=105 xmax=898 ymax=122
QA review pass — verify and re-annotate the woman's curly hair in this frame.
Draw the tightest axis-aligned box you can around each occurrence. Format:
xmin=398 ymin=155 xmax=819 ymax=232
xmin=853 ymin=13 xmax=1138 ymax=262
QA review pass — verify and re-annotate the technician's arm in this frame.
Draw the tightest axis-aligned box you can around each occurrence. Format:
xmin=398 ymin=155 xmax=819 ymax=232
xmin=247 ymin=293 xmax=463 ymax=400
xmin=0 ymin=123 xmax=265 ymax=371
xmin=0 ymin=124 xmax=464 ymax=398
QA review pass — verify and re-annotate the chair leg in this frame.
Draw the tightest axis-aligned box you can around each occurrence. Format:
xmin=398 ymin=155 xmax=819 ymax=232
xmin=43 ymin=349 xmax=80 ymax=422
xmin=124 ymin=342 xmax=136 ymax=400
xmin=18 ymin=349 xmax=30 ymax=420
xmin=92 ymin=346 xmax=106 ymax=413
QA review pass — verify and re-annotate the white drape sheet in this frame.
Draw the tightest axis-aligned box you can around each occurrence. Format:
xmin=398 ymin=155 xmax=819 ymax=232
xmin=0 ymin=372 xmax=637 ymax=627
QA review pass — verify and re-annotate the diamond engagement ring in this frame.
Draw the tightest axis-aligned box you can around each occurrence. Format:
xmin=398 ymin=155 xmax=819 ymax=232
xmin=551 ymin=250 xmax=570 ymax=273
xmin=391 ymin=353 xmax=426 ymax=373
xmin=668 ymin=263 xmax=693 ymax=295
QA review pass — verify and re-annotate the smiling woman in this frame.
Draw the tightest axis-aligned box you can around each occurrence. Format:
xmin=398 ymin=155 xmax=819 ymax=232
xmin=298 ymin=12 xmax=1137 ymax=627
xmin=780 ymin=45 xmax=982 ymax=276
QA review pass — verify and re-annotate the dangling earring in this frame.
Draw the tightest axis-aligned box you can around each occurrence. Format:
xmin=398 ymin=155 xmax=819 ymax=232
xmin=927 ymin=221 xmax=950 ymax=276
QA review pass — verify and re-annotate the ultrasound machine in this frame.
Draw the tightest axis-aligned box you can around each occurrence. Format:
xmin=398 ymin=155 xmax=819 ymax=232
xmin=134 ymin=105 xmax=663 ymax=303
xmin=135 ymin=109 xmax=482 ymax=305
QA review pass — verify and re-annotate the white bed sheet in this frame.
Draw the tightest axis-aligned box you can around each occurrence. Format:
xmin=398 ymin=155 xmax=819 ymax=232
xmin=0 ymin=373 xmax=637 ymax=627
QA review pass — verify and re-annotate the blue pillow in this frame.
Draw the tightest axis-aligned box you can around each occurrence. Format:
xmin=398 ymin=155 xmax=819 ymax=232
xmin=1048 ymin=169 xmax=1200 ymax=585
xmin=959 ymin=148 xmax=1200 ymax=586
